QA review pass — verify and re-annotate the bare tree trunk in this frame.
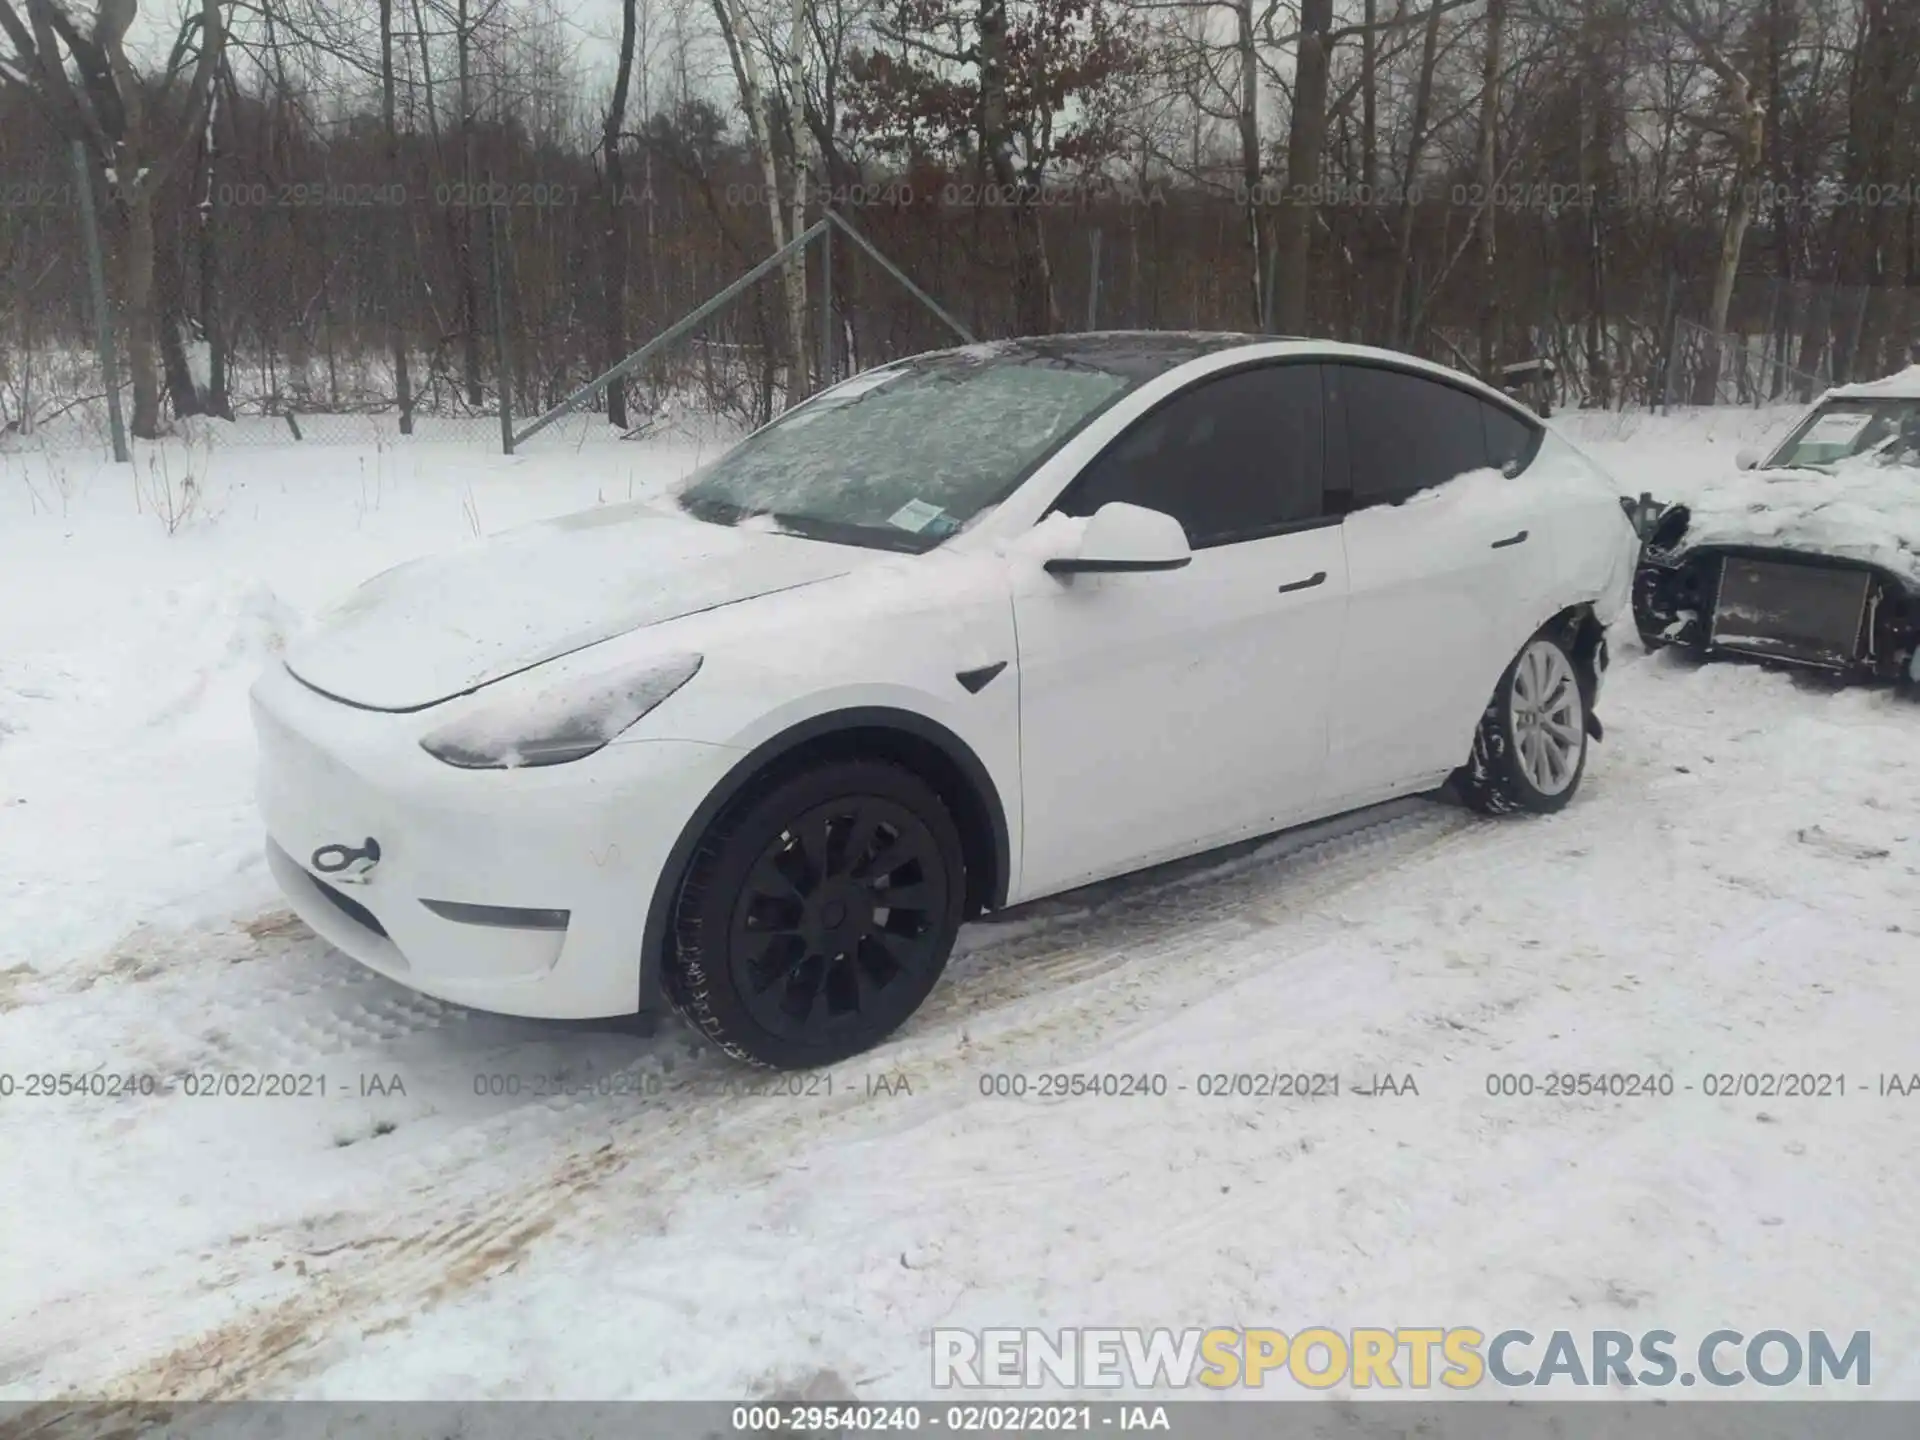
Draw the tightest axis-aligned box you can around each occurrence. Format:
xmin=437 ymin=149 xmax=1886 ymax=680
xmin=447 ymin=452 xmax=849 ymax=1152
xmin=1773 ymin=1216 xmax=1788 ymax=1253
xmin=1829 ymin=0 xmax=1917 ymax=380
xmin=1360 ymin=0 xmax=1378 ymax=193
xmin=1272 ymin=0 xmax=1333 ymax=334
xmin=1694 ymin=79 xmax=1761 ymax=403
xmin=1388 ymin=0 xmax=1444 ymax=348
xmin=713 ymin=0 xmax=807 ymax=393
xmin=1579 ymin=1 xmax=1613 ymax=406
xmin=603 ymin=0 xmax=638 ymax=427
xmin=1761 ymin=0 xmax=1793 ymax=398
xmin=380 ymin=0 xmax=412 ymax=433
xmin=158 ymin=235 xmax=203 ymax=419
xmin=121 ymin=184 xmax=162 ymax=436
xmin=1236 ymin=0 xmax=1263 ymax=327
xmin=458 ymin=0 xmax=482 ymax=408
xmin=192 ymin=68 xmax=232 ymax=419
xmin=1475 ymin=0 xmax=1504 ymax=377
xmin=783 ymin=0 xmax=812 ymax=391
xmin=1666 ymin=0 xmax=1765 ymax=404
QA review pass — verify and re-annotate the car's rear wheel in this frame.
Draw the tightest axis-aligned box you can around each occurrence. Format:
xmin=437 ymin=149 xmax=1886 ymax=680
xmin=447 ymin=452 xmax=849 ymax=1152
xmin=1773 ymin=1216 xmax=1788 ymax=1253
xmin=1456 ymin=632 xmax=1589 ymax=816
xmin=666 ymin=760 xmax=966 ymax=1068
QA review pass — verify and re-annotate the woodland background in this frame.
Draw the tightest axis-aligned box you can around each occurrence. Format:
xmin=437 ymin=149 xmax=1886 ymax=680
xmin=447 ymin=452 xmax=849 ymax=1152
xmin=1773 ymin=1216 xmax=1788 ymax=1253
xmin=0 ymin=0 xmax=1915 ymax=440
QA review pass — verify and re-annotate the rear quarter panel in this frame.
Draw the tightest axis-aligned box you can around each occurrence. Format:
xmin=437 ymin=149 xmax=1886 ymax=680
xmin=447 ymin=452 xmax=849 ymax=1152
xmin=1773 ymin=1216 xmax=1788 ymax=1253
xmin=1530 ymin=429 xmax=1638 ymax=627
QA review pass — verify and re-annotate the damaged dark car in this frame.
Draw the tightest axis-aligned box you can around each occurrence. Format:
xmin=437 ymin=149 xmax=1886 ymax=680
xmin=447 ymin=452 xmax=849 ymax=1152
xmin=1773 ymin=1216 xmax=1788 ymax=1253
xmin=1632 ymin=373 xmax=1920 ymax=685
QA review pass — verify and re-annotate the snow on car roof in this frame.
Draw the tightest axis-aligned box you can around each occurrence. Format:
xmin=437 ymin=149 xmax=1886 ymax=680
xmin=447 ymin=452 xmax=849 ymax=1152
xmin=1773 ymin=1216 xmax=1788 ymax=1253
xmin=930 ymin=331 xmax=1277 ymax=379
xmin=1825 ymin=363 xmax=1920 ymax=401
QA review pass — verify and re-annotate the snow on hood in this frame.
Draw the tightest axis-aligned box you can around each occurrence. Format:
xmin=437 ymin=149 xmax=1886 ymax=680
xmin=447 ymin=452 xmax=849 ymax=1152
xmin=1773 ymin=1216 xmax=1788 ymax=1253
xmin=284 ymin=501 xmax=871 ymax=711
xmin=1675 ymin=457 xmax=1920 ymax=588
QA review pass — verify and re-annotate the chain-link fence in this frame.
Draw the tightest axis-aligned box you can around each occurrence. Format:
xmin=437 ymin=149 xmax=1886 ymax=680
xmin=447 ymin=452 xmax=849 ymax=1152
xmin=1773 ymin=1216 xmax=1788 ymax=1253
xmin=0 ymin=179 xmax=982 ymax=455
xmin=1661 ymin=279 xmax=1918 ymax=412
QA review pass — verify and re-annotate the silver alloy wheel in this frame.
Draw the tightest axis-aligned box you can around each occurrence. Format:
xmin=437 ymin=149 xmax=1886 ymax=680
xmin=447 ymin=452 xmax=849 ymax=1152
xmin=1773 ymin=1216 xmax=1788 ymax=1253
xmin=1510 ymin=640 xmax=1583 ymax=796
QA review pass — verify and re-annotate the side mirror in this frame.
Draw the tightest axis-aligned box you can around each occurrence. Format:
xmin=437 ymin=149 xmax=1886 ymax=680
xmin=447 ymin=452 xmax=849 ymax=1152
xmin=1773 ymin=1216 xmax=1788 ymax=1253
xmin=1734 ymin=447 xmax=1760 ymax=471
xmin=1044 ymin=502 xmax=1193 ymax=576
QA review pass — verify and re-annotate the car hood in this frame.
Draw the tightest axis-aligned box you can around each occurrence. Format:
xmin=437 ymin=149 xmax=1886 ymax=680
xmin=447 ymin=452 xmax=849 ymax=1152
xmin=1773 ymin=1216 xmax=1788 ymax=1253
xmin=1669 ymin=460 xmax=1920 ymax=590
xmin=284 ymin=501 xmax=872 ymax=711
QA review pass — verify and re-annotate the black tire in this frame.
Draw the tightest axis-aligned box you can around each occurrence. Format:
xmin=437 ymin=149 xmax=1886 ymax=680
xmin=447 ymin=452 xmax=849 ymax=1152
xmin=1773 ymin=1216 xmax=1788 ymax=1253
xmin=1455 ymin=630 xmax=1590 ymax=816
xmin=665 ymin=759 xmax=967 ymax=1068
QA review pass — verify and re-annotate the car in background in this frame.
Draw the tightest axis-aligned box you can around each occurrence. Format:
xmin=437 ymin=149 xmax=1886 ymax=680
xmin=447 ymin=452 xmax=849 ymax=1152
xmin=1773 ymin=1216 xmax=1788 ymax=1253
xmin=252 ymin=333 xmax=1638 ymax=1069
xmin=1633 ymin=366 xmax=1920 ymax=683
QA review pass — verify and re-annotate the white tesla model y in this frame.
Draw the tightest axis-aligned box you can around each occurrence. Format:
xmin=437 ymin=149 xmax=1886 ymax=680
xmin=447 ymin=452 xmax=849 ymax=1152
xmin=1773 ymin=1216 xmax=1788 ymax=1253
xmin=252 ymin=334 xmax=1637 ymax=1067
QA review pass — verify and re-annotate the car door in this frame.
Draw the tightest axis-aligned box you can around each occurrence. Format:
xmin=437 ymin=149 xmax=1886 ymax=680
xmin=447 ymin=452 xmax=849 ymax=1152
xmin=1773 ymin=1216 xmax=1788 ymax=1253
xmin=1009 ymin=362 xmax=1351 ymax=901
xmin=1322 ymin=362 xmax=1557 ymax=805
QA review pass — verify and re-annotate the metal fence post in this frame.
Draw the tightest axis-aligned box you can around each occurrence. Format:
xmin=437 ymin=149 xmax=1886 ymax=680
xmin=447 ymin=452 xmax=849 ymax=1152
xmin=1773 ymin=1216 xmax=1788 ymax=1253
xmin=1087 ymin=228 xmax=1101 ymax=330
xmin=70 ymin=139 xmax=129 ymax=463
xmin=489 ymin=196 xmax=515 ymax=455
xmin=1261 ymin=242 xmax=1278 ymax=334
xmin=820 ymin=217 xmax=834 ymax=389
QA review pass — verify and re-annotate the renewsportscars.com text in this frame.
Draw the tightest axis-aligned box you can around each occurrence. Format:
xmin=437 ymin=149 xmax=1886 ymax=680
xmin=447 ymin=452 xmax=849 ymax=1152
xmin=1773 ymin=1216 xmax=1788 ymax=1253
xmin=931 ymin=1327 xmax=1871 ymax=1391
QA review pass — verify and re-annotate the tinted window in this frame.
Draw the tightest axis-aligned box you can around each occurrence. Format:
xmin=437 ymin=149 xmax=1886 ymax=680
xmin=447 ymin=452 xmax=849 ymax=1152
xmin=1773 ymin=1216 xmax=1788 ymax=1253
xmin=1054 ymin=364 xmax=1325 ymax=547
xmin=1335 ymin=364 xmax=1491 ymax=507
xmin=1482 ymin=400 xmax=1539 ymax=474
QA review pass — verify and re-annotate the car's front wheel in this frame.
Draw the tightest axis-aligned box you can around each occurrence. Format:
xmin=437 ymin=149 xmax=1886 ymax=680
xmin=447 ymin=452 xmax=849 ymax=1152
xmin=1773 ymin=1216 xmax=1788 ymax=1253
xmin=666 ymin=760 xmax=967 ymax=1068
xmin=1455 ymin=631 xmax=1590 ymax=815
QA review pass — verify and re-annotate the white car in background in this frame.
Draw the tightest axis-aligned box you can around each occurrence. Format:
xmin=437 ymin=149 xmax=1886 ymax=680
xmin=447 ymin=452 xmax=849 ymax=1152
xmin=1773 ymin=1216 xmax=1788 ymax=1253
xmin=251 ymin=334 xmax=1638 ymax=1068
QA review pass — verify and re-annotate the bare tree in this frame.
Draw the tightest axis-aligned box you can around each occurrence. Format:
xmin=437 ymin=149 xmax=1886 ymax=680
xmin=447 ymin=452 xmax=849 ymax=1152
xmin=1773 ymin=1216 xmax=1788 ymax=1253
xmin=1665 ymin=0 xmax=1766 ymax=401
xmin=604 ymin=0 xmax=641 ymax=426
xmin=0 ymin=0 xmax=225 ymax=436
xmin=1474 ymin=0 xmax=1504 ymax=374
xmin=712 ymin=0 xmax=809 ymax=393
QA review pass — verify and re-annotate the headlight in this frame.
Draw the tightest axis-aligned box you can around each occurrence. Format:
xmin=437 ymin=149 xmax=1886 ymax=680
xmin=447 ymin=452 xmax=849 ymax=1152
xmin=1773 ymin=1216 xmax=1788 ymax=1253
xmin=420 ymin=654 xmax=703 ymax=769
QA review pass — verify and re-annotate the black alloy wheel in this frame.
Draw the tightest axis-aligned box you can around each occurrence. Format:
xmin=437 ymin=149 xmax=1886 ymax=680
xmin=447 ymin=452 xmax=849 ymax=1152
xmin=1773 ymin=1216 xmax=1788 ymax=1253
xmin=668 ymin=760 xmax=966 ymax=1068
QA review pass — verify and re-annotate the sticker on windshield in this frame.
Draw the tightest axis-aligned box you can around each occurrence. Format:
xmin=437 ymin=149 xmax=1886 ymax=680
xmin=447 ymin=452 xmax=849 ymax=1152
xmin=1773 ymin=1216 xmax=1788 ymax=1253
xmin=887 ymin=498 xmax=953 ymax=535
xmin=1799 ymin=411 xmax=1873 ymax=447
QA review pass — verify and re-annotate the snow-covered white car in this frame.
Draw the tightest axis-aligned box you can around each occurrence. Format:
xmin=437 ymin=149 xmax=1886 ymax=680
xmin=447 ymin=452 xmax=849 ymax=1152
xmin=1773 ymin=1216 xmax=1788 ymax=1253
xmin=1634 ymin=365 xmax=1920 ymax=682
xmin=251 ymin=334 xmax=1637 ymax=1067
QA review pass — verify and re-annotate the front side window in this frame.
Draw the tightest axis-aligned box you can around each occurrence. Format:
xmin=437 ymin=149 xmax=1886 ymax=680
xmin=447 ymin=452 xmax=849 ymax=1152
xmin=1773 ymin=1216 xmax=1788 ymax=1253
xmin=1052 ymin=364 xmax=1326 ymax=548
xmin=1333 ymin=363 xmax=1500 ymax=507
xmin=1769 ymin=398 xmax=1920 ymax=470
xmin=676 ymin=352 xmax=1133 ymax=551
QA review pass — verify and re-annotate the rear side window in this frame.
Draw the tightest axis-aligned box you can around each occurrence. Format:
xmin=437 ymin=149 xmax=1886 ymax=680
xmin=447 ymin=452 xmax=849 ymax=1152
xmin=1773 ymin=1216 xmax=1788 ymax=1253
xmin=1054 ymin=363 xmax=1325 ymax=547
xmin=1330 ymin=363 xmax=1498 ymax=508
xmin=1481 ymin=400 xmax=1540 ymax=475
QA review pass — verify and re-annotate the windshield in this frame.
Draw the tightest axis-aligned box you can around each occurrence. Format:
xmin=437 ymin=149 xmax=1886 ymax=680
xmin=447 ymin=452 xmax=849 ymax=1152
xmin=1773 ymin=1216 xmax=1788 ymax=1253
xmin=675 ymin=351 xmax=1134 ymax=551
xmin=1769 ymin=397 xmax=1920 ymax=470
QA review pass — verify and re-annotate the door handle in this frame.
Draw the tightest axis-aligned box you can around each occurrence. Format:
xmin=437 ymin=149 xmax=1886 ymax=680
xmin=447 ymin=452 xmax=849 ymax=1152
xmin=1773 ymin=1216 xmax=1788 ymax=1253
xmin=1490 ymin=529 xmax=1529 ymax=549
xmin=1277 ymin=570 xmax=1328 ymax=594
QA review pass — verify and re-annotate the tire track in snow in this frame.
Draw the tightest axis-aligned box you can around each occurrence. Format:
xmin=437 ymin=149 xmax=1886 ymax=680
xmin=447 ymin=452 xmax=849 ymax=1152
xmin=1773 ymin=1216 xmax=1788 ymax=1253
xmin=7 ymin=912 xmax=468 ymax=1082
xmin=25 ymin=796 xmax=1507 ymax=1412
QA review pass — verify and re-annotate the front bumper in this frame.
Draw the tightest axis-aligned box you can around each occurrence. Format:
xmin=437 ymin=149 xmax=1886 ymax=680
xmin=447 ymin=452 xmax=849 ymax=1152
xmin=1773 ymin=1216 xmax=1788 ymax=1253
xmin=1634 ymin=545 xmax=1920 ymax=683
xmin=251 ymin=663 xmax=742 ymax=1018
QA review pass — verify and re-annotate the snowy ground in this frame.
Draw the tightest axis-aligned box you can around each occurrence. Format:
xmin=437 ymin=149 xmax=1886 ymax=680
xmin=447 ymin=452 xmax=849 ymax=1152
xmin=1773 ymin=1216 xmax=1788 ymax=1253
xmin=2 ymin=404 xmax=1918 ymax=1404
